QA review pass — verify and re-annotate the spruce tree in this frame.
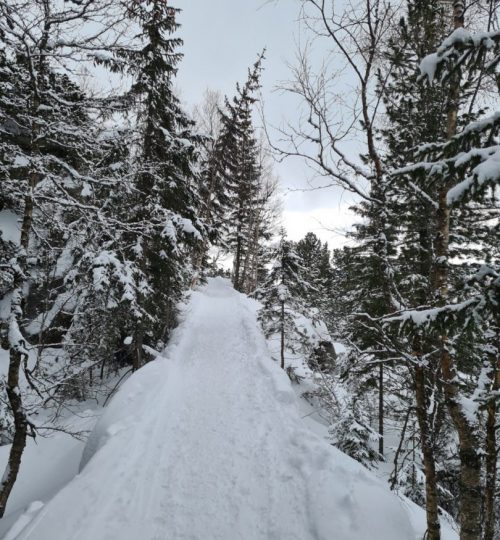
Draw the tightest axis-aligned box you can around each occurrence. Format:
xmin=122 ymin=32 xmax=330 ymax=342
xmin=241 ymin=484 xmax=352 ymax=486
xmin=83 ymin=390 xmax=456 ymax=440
xmin=295 ymin=233 xmax=335 ymax=332
xmin=257 ymin=231 xmax=312 ymax=370
xmin=387 ymin=8 xmax=500 ymax=537
xmin=95 ymin=1 xmax=205 ymax=369
xmin=0 ymin=0 xmax=204 ymax=513
xmin=211 ymin=54 xmax=265 ymax=292
xmin=376 ymin=3 xmax=452 ymax=535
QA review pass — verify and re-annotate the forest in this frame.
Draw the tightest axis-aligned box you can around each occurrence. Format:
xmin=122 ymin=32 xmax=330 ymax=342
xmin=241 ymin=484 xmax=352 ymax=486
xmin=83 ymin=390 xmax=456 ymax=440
xmin=0 ymin=1 xmax=499 ymax=539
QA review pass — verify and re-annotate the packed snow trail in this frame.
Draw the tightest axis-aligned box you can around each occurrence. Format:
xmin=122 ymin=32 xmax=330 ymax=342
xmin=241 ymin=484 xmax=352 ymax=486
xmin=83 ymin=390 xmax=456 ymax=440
xmin=9 ymin=278 xmax=415 ymax=540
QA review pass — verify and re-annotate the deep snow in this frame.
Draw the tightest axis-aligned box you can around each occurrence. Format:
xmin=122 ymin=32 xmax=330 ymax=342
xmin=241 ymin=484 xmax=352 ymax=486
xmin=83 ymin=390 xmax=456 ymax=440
xmin=0 ymin=410 xmax=98 ymax=539
xmin=6 ymin=278 xmax=434 ymax=540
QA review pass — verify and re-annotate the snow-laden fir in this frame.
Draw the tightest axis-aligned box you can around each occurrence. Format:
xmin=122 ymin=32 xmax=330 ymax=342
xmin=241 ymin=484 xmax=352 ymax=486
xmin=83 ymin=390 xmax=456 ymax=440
xmin=2 ymin=278 xmax=456 ymax=540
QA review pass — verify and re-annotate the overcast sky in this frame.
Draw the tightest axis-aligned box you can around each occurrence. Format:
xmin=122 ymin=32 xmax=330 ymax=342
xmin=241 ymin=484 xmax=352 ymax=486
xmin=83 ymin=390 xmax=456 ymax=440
xmin=176 ymin=0 xmax=358 ymax=247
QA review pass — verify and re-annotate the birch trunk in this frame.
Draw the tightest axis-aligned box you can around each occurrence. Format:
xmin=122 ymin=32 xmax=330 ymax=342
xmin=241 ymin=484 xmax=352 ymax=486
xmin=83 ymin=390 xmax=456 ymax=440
xmin=0 ymin=167 xmax=38 ymax=515
xmin=434 ymin=4 xmax=483 ymax=538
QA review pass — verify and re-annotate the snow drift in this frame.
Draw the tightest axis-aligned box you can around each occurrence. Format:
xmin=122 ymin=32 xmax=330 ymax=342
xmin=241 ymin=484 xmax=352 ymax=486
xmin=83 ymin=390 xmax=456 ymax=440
xmin=9 ymin=278 xmax=415 ymax=540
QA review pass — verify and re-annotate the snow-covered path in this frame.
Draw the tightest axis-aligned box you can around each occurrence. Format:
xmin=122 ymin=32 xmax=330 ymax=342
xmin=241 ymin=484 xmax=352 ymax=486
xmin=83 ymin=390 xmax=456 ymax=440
xmin=9 ymin=278 xmax=415 ymax=540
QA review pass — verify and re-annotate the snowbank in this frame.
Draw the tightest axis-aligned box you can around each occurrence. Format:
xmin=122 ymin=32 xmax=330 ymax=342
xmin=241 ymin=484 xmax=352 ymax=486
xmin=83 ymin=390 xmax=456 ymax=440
xmin=0 ymin=210 xmax=21 ymax=245
xmin=0 ymin=410 xmax=98 ymax=539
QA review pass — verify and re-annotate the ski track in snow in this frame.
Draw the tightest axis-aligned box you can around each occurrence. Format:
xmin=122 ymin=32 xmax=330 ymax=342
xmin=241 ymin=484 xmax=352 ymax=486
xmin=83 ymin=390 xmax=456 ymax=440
xmin=9 ymin=278 xmax=415 ymax=540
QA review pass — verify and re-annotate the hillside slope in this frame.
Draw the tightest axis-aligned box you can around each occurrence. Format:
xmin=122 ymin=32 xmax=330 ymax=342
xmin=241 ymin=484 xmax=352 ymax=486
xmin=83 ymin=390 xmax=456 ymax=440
xmin=8 ymin=278 xmax=417 ymax=540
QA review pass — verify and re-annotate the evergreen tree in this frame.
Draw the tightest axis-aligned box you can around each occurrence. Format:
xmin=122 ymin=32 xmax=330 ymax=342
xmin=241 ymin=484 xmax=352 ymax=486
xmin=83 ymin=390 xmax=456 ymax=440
xmin=257 ymin=231 xmax=311 ymax=370
xmin=0 ymin=0 xmax=205 ymax=513
xmin=375 ymin=3 xmax=452 ymax=534
xmin=95 ymin=1 xmax=205 ymax=369
xmin=296 ymin=233 xmax=334 ymax=331
xmin=0 ymin=29 xmax=119 ymax=515
xmin=330 ymin=400 xmax=381 ymax=468
xmin=295 ymin=233 xmax=323 ymax=306
xmin=211 ymin=54 xmax=265 ymax=292
xmin=386 ymin=8 xmax=500 ymax=537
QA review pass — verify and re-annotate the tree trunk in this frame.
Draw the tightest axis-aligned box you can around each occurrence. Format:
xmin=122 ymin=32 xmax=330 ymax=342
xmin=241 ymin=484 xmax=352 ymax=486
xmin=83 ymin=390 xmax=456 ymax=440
xmin=0 ymin=371 xmax=28 ymax=517
xmin=0 ymin=161 xmax=38 ymax=516
xmin=190 ymin=241 xmax=207 ymax=289
xmin=280 ymin=301 xmax=285 ymax=370
xmin=442 ymin=358 xmax=482 ymax=540
xmin=378 ymin=362 xmax=384 ymax=456
xmin=433 ymin=4 xmax=483 ymax=539
xmin=244 ymin=216 xmax=261 ymax=294
xmin=483 ymin=350 xmax=499 ymax=540
xmin=414 ymin=223 xmax=442 ymax=539
xmin=233 ymin=222 xmax=242 ymax=292
xmin=390 ymin=405 xmax=411 ymax=491
xmin=414 ymin=361 xmax=441 ymax=540
xmin=133 ymin=324 xmax=144 ymax=372
xmin=240 ymin=249 xmax=250 ymax=294
xmin=0 ymin=293 xmax=30 ymax=517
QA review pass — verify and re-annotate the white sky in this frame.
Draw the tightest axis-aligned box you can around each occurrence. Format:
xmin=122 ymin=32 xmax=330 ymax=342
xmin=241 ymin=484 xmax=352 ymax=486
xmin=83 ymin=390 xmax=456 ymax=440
xmin=176 ymin=0 xmax=358 ymax=248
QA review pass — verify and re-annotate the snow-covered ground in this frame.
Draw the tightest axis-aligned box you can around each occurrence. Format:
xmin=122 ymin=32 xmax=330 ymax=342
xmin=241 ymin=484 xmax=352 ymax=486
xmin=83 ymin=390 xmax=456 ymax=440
xmin=0 ymin=409 xmax=99 ymax=538
xmin=0 ymin=209 xmax=21 ymax=245
xmin=3 ymin=278 xmax=457 ymax=539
